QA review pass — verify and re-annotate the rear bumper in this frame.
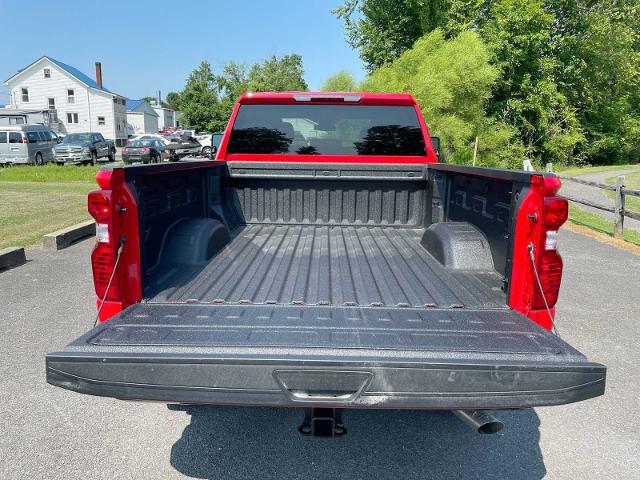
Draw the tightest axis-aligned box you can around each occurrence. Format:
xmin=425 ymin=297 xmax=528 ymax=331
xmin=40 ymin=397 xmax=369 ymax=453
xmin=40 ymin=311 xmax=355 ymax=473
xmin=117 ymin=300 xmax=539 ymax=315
xmin=46 ymin=352 xmax=605 ymax=409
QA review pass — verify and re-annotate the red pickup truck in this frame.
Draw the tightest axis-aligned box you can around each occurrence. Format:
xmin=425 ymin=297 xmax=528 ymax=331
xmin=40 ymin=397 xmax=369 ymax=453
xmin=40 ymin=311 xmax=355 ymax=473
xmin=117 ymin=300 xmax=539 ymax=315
xmin=47 ymin=92 xmax=605 ymax=435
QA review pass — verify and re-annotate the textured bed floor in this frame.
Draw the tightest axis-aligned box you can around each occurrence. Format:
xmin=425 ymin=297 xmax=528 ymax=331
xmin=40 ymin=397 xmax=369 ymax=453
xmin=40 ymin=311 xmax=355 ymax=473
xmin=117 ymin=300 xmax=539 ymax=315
xmin=148 ymin=225 xmax=506 ymax=309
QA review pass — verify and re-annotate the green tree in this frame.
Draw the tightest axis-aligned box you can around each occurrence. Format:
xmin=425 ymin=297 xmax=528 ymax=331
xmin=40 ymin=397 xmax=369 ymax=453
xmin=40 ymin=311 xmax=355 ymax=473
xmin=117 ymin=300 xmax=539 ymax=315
xmin=481 ymin=0 xmax=583 ymax=163
xmin=207 ymin=54 xmax=309 ymax=132
xmin=334 ymin=0 xmax=640 ymax=165
xmin=164 ymin=91 xmax=182 ymax=111
xmin=142 ymin=96 xmax=158 ymax=106
xmin=363 ymin=29 xmax=524 ymax=167
xmin=246 ymin=54 xmax=308 ymax=92
xmin=178 ymin=61 xmax=220 ymax=132
xmin=320 ymin=70 xmax=358 ymax=91
xmin=334 ymin=0 xmax=492 ymax=71
xmin=547 ymin=0 xmax=640 ymax=163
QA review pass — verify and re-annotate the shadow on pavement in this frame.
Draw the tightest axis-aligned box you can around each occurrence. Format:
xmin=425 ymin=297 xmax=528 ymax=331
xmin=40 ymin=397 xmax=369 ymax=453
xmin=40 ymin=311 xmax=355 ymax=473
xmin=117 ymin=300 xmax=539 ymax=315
xmin=170 ymin=406 xmax=545 ymax=479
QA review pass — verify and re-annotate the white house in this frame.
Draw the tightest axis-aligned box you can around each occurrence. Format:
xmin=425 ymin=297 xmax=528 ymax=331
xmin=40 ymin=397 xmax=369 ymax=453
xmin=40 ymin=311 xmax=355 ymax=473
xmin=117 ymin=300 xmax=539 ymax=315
xmin=126 ymin=99 xmax=159 ymax=134
xmin=152 ymin=106 xmax=179 ymax=130
xmin=3 ymin=56 xmax=128 ymax=145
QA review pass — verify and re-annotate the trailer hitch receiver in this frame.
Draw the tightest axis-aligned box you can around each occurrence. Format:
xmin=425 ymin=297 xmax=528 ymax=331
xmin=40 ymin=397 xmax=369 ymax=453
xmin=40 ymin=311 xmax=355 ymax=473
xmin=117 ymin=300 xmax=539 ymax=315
xmin=298 ymin=408 xmax=347 ymax=437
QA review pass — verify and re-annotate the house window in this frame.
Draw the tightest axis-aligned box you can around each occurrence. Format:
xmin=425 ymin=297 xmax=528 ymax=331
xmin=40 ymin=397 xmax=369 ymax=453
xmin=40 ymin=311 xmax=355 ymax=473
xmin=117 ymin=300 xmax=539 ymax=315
xmin=66 ymin=113 xmax=79 ymax=124
xmin=44 ymin=68 xmax=51 ymax=78
xmin=21 ymin=88 xmax=29 ymax=102
xmin=67 ymin=89 xmax=75 ymax=104
xmin=98 ymin=116 xmax=105 ymax=126
xmin=48 ymin=98 xmax=55 ymax=110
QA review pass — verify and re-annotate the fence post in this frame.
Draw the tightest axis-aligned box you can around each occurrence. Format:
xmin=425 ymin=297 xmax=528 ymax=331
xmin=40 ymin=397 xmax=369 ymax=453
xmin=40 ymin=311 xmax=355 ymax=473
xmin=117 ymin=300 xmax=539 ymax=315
xmin=614 ymin=175 xmax=625 ymax=238
xmin=472 ymin=136 xmax=479 ymax=166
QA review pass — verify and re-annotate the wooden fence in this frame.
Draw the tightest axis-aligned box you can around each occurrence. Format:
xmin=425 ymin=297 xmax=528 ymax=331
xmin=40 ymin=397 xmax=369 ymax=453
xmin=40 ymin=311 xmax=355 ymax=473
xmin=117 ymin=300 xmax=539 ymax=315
xmin=554 ymin=170 xmax=640 ymax=238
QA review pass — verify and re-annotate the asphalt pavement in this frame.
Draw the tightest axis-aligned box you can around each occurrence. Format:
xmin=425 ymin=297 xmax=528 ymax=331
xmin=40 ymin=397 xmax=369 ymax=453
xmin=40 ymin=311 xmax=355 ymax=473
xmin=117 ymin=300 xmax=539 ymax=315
xmin=1 ymin=230 xmax=638 ymax=479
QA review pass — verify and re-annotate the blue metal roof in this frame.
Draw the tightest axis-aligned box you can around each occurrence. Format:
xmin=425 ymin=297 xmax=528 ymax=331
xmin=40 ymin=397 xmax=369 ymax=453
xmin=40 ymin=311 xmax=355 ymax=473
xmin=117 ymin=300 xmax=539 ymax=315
xmin=126 ymin=99 xmax=145 ymax=111
xmin=47 ymin=57 xmax=113 ymax=93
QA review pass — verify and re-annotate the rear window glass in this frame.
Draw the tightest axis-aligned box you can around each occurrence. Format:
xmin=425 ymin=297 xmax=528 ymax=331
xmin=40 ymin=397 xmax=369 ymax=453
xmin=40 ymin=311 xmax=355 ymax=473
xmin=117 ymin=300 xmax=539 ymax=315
xmin=62 ymin=133 xmax=92 ymax=144
xmin=9 ymin=132 xmax=22 ymax=143
xmin=27 ymin=132 xmax=40 ymax=142
xmin=212 ymin=134 xmax=223 ymax=148
xmin=0 ymin=132 xmax=6 ymax=143
xmin=227 ymin=104 xmax=426 ymax=156
xmin=129 ymin=140 xmax=154 ymax=147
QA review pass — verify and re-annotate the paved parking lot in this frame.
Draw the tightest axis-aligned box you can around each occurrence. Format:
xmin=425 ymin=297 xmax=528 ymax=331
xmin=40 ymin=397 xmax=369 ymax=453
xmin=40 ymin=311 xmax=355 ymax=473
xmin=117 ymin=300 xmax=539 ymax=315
xmin=1 ymin=230 xmax=638 ymax=479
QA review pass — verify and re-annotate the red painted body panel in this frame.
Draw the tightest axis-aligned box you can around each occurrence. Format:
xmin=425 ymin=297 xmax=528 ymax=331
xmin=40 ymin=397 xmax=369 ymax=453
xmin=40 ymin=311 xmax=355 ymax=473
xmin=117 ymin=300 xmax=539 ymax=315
xmin=237 ymin=91 xmax=418 ymax=106
xmin=89 ymin=169 xmax=142 ymax=322
xmin=508 ymin=174 xmax=567 ymax=330
xmin=95 ymin=299 xmax=123 ymax=322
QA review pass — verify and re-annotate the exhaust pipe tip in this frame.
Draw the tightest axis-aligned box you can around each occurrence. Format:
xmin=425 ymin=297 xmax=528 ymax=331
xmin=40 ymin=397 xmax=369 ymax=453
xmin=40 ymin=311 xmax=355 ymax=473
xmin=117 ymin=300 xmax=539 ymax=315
xmin=453 ymin=410 xmax=504 ymax=434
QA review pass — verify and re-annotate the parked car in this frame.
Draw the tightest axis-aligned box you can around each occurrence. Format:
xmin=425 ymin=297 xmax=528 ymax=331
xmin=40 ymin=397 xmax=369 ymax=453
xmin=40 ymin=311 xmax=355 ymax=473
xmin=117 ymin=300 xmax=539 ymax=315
xmin=195 ymin=132 xmax=224 ymax=156
xmin=47 ymin=92 xmax=605 ymax=438
xmin=175 ymin=129 xmax=195 ymax=137
xmin=122 ymin=138 xmax=165 ymax=164
xmin=54 ymin=132 xmax=115 ymax=165
xmin=163 ymin=135 xmax=201 ymax=161
xmin=127 ymin=134 xmax=175 ymax=146
xmin=0 ymin=124 xmax=58 ymax=165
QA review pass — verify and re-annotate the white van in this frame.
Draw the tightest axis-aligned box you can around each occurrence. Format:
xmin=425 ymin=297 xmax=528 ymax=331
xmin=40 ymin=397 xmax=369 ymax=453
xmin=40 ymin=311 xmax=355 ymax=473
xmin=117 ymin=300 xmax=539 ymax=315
xmin=0 ymin=124 xmax=59 ymax=165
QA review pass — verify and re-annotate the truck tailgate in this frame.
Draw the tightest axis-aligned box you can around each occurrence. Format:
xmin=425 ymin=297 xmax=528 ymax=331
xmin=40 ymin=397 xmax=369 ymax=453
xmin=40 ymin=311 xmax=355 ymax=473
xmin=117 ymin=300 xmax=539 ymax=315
xmin=46 ymin=303 xmax=605 ymax=409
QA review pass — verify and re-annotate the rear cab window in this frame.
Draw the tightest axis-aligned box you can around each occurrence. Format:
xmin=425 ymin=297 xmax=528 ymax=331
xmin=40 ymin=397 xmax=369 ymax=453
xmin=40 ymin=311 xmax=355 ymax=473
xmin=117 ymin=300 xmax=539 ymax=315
xmin=9 ymin=132 xmax=22 ymax=143
xmin=226 ymin=104 xmax=427 ymax=156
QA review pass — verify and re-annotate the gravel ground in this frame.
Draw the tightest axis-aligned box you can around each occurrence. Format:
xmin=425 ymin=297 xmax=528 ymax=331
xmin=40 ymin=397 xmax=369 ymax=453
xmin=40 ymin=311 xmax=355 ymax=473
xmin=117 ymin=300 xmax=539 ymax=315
xmin=560 ymin=167 xmax=640 ymax=232
xmin=0 ymin=230 xmax=638 ymax=480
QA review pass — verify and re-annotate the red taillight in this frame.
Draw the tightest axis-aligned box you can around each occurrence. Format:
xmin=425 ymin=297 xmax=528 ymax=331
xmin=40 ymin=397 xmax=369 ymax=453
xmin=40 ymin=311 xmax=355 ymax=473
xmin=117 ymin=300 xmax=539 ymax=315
xmin=543 ymin=197 xmax=568 ymax=229
xmin=88 ymin=190 xmax=111 ymax=223
xmin=22 ymin=135 xmax=28 ymax=144
xmin=532 ymin=251 xmax=563 ymax=309
xmin=532 ymin=194 xmax=567 ymax=310
xmin=122 ymin=147 xmax=128 ymax=153
xmin=143 ymin=147 xmax=150 ymax=151
xmin=91 ymin=243 xmax=121 ymax=300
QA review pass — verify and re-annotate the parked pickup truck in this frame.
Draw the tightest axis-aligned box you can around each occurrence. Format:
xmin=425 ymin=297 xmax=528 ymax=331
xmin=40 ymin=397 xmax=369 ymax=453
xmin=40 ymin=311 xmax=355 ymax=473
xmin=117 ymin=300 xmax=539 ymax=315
xmin=46 ymin=92 xmax=605 ymax=436
xmin=54 ymin=132 xmax=116 ymax=165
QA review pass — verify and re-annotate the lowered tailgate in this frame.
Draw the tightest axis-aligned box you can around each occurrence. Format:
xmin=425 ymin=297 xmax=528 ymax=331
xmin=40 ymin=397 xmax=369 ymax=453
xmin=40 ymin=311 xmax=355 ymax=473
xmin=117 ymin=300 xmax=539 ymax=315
xmin=46 ymin=303 xmax=605 ymax=409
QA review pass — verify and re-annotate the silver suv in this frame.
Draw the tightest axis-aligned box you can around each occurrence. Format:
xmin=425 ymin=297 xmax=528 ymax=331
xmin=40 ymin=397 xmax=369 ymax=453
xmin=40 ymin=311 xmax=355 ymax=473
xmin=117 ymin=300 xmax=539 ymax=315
xmin=0 ymin=124 xmax=59 ymax=165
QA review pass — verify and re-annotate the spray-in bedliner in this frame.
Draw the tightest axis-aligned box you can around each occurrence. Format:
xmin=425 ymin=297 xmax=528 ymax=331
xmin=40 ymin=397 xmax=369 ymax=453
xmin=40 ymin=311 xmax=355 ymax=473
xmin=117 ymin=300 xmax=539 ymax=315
xmin=147 ymin=225 xmax=506 ymax=309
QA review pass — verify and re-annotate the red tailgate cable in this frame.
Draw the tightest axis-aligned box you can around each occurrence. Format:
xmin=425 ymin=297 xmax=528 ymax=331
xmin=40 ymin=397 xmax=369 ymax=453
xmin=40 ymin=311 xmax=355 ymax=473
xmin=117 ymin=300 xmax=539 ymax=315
xmin=528 ymin=242 xmax=560 ymax=337
xmin=94 ymin=235 xmax=126 ymax=328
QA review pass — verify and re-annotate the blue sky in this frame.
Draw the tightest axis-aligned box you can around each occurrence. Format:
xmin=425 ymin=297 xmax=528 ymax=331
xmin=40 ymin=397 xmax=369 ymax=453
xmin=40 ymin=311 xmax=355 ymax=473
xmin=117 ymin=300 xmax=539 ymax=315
xmin=0 ymin=0 xmax=365 ymax=104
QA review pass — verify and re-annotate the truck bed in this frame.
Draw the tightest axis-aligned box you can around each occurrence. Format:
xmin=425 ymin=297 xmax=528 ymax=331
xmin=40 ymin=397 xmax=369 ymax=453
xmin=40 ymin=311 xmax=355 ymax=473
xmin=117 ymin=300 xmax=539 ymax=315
xmin=46 ymin=161 xmax=605 ymax=410
xmin=147 ymin=225 xmax=506 ymax=309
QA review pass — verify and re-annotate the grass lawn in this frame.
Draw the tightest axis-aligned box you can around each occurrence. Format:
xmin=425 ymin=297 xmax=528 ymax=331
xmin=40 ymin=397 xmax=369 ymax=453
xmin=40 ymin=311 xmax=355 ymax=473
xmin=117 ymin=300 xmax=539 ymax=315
xmin=0 ymin=164 xmax=101 ymax=183
xmin=555 ymin=163 xmax=638 ymax=177
xmin=603 ymin=171 xmax=640 ymax=212
xmin=0 ymin=181 xmax=95 ymax=249
xmin=568 ymin=203 xmax=640 ymax=246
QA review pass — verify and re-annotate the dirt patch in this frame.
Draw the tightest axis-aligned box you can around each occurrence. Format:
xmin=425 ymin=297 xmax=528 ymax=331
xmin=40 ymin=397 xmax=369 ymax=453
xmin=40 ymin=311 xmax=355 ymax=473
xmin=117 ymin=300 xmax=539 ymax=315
xmin=564 ymin=221 xmax=640 ymax=255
